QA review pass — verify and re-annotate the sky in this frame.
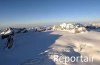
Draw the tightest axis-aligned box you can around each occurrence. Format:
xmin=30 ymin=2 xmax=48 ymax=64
xmin=0 ymin=0 xmax=100 ymax=26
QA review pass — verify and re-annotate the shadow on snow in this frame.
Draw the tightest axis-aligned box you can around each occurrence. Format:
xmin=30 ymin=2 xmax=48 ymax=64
xmin=0 ymin=31 xmax=61 ymax=65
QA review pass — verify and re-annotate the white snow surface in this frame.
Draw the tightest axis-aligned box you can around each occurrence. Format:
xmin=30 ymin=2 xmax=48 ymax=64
xmin=0 ymin=30 xmax=100 ymax=65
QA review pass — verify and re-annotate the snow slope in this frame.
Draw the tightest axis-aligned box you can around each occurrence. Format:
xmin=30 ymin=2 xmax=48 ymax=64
xmin=22 ymin=31 xmax=100 ymax=65
xmin=0 ymin=31 xmax=61 ymax=65
xmin=0 ymin=30 xmax=100 ymax=65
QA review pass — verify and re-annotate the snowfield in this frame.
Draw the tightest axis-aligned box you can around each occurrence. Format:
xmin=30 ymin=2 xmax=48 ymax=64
xmin=0 ymin=24 xmax=100 ymax=65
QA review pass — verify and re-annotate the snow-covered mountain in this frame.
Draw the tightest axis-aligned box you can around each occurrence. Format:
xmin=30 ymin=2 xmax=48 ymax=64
xmin=0 ymin=28 xmax=13 ymax=35
xmin=0 ymin=23 xmax=100 ymax=65
xmin=52 ymin=23 xmax=87 ymax=33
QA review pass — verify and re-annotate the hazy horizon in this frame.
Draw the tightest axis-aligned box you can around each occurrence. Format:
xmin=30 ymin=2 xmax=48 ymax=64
xmin=0 ymin=21 xmax=98 ymax=29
